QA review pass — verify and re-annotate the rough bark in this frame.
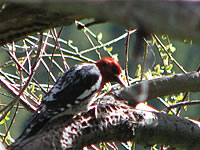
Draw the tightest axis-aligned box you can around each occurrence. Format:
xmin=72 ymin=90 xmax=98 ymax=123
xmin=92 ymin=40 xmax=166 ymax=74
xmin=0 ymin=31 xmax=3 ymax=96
xmin=9 ymin=95 xmax=200 ymax=150
xmin=116 ymin=71 xmax=200 ymax=106
xmin=7 ymin=71 xmax=200 ymax=150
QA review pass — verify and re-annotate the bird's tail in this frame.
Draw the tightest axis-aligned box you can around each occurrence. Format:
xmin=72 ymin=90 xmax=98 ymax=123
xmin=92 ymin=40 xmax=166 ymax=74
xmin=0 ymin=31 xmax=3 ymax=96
xmin=15 ymin=106 xmax=51 ymax=142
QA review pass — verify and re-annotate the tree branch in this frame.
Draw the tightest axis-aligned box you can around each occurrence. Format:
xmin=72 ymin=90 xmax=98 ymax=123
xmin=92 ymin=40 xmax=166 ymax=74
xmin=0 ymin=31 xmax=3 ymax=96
xmin=116 ymin=71 xmax=200 ymax=106
xmin=1 ymin=0 xmax=200 ymax=45
xmin=9 ymin=95 xmax=200 ymax=150
xmin=8 ymin=71 xmax=200 ymax=150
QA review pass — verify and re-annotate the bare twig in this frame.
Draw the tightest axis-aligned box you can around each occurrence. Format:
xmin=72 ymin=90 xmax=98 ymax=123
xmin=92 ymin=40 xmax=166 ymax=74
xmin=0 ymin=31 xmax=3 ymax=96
xmin=0 ymin=71 xmax=38 ymax=112
xmin=80 ymin=28 xmax=136 ymax=55
xmin=6 ymin=47 xmax=46 ymax=93
xmin=0 ymin=33 xmax=44 ymax=122
xmin=168 ymin=100 xmax=200 ymax=110
xmin=50 ymin=28 xmax=69 ymax=70
xmin=124 ymin=30 xmax=130 ymax=86
xmin=140 ymin=39 xmax=148 ymax=81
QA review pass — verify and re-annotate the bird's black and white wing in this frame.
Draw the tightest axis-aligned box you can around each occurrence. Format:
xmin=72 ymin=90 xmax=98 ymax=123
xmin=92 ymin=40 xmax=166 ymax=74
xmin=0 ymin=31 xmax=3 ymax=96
xmin=17 ymin=63 xmax=102 ymax=140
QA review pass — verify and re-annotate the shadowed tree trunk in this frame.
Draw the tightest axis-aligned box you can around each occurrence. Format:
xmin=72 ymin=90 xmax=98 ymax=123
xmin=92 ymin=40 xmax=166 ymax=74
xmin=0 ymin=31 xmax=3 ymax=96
xmin=1 ymin=0 xmax=200 ymax=45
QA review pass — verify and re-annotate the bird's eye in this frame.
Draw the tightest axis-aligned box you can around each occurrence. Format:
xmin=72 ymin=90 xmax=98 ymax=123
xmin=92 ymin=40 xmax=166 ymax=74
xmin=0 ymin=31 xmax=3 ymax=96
xmin=112 ymin=65 xmax=119 ymax=75
xmin=101 ymin=62 xmax=107 ymax=68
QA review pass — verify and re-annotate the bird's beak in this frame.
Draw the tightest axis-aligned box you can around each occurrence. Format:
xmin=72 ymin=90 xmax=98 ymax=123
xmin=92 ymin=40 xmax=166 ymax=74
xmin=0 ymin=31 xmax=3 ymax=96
xmin=116 ymin=74 xmax=127 ymax=88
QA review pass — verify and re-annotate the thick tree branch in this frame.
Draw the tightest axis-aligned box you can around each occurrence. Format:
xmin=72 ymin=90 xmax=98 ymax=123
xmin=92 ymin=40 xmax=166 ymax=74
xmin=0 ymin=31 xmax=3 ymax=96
xmin=9 ymin=95 xmax=200 ymax=150
xmin=8 ymin=71 xmax=200 ymax=149
xmin=116 ymin=71 xmax=200 ymax=106
xmin=1 ymin=0 xmax=200 ymax=45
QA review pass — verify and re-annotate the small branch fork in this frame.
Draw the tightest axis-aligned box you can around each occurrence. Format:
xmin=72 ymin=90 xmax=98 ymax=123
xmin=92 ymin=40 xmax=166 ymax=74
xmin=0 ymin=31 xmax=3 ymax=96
xmin=9 ymin=94 xmax=200 ymax=150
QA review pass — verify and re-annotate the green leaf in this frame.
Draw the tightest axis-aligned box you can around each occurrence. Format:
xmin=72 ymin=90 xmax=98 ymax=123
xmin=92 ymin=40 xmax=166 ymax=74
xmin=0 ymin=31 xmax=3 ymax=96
xmin=30 ymin=84 xmax=36 ymax=93
xmin=176 ymin=93 xmax=184 ymax=102
xmin=135 ymin=64 xmax=141 ymax=77
xmin=161 ymin=35 xmax=167 ymax=40
xmin=106 ymin=47 xmax=113 ymax=53
xmin=0 ymin=111 xmax=10 ymax=124
xmin=169 ymin=45 xmax=176 ymax=53
xmin=166 ymin=64 xmax=173 ymax=73
xmin=97 ymin=32 xmax=103 ymax=41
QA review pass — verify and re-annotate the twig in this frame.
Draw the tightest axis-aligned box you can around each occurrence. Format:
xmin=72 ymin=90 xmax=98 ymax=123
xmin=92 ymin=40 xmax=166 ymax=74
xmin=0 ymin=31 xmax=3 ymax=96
xmin=83 ymin=29 xmax=101 ymax=59
xmin=153 ymin=34 xmax=187 ymax=73
xmin=175 ymin=65 xmax=200 ymax=115
xmin=80 ymin=28 xmax=137 ymax=55
xmin=140 ymin=39 xmax=148 ymax=81
xmin=153 ymin=34 xmax=190 ymax=116
xmin=28 ymin=35 xmax=94 ymax=63
xmin=0 ymin=104 xmax=24 ymax=109
xmin=0 ymin=71 xmax=38 ymax=112
xmin=3 ymin=103 xmax=19 ymax=142
xmin=24 ymin=38 xmax=65 ymax=73
xmin=167 ymin=100 xmax=200 ymax=110
xmin=0 ymin=33 xmax=43 ymax=122
xmin=124 ymin=30 xmax=130 ymax=86
xmin=75 ymin=21 xmax=108 ymax=55
xmin=50 ymin=28 xmax=69 ymax=70
xmin=6 ymin=47 xmax=46 ymax=93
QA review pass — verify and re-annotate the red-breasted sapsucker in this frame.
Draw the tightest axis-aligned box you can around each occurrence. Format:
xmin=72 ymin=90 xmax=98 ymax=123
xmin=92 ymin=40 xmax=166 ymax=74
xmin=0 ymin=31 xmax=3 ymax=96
xmin=17 ymin=57 xmax=126 ymax=140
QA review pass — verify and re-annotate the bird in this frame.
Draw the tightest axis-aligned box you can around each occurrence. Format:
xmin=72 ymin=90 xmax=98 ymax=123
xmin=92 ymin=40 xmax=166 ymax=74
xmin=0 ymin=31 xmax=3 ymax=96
xmin=17 ymin=57 xmax=126 ymax=140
